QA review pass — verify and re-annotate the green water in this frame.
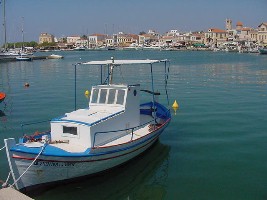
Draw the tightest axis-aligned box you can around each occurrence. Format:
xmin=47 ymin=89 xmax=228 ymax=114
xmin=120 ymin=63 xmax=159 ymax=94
xmin=0 ymin=50 xmax=267 ymax=200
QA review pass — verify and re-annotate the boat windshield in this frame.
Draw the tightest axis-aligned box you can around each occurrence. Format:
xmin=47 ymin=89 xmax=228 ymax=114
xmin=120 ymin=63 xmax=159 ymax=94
xmin=91 ymin=88 xmax=126 ymax=106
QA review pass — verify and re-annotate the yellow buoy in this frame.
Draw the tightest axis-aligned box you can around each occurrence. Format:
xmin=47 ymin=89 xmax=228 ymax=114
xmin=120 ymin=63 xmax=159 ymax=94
xmin=172 ymin=100 xmax=179 ymax=109
xmin=172 ymin=100 xmax=179 ymax=115
xmin=85 ymin=90 xmax=90 ymax=96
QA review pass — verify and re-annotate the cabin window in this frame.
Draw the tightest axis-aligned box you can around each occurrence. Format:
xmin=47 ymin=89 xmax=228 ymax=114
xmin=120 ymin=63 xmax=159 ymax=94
xmin=108 ymin=89 xmax=116 ymax=104
xmin=116 ymin=90 xmax=125 ymax=105
xmin=91 ymin=88 xmax=126 ymax=106
xmin=63 ymin=126 xmax=77 ymax=135
xmin=99 ymin=89 xmax=107 ymax=103
xmin=91 ymin=89 xmax=99 ymax=103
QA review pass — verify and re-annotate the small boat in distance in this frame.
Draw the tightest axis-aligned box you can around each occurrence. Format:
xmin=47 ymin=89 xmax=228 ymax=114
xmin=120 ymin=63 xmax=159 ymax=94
xmin=47 ymin=54 xmax=64 ymax=59
xmin=3 ymin=58 xmax=172 ymax=192
xmin=16 ymin=56 xmax=32 ymax=61
xmin=0 ymin=92 xmax=6 ymax=103
xmin=73 ymin=46 xmax=86 ymax=51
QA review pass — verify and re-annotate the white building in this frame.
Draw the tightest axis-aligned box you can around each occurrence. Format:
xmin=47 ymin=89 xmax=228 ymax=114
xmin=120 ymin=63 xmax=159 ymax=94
xmin=67 ymin=36 xmax=81 ymax=45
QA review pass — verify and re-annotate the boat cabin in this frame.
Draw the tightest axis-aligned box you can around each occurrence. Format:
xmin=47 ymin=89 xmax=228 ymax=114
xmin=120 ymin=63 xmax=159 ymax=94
xmin=50 ymin=84 xmax=140 ymax=148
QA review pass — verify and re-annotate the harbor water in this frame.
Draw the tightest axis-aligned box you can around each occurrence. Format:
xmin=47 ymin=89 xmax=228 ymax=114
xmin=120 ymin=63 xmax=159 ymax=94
xmin=0 ymin=50 xmax=267 ymax=199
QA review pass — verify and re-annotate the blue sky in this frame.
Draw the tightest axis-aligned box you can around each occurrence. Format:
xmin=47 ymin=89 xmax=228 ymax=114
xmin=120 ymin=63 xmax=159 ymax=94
xmin=1 ymin=0 xmax=267 ymax=42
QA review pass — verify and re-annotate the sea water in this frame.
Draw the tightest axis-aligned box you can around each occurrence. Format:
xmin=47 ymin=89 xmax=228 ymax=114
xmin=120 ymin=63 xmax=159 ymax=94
xmin=0 ymin=50 xmax=267 ymax=200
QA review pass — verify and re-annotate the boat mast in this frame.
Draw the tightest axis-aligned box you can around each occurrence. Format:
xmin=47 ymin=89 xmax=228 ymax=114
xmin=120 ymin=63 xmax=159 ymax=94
xmin=21 ymin=16 xmax=24 ymax=51
xmin=2 ymin=0 xmax=7 ymax=51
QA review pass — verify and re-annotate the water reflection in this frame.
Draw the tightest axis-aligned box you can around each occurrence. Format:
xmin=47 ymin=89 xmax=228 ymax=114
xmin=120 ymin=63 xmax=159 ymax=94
xmin=0 ymin=110 xmax=5 ymax=117
xmin=33 ymin=141 xmax=170 ymax=200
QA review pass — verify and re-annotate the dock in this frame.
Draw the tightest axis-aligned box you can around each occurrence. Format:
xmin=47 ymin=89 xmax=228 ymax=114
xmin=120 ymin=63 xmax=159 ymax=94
xmin=0 ymin=56 xmax=48 ymax=62
xmin=0 ymin=187 xmax=34 ymax=200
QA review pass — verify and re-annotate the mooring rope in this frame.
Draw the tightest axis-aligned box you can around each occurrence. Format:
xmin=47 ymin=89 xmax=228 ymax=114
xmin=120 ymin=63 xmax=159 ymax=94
xmin=11 ymin=143 xmax=47 ymax=187
xmin=1 ymin=171 xmax=11 ymax=188
xmin=0 ymin=145 xmax=6 ymax=151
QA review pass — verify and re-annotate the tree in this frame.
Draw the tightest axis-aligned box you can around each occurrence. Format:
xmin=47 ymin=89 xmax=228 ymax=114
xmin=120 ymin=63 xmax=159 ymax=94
xmin=38 ymin=41 xmax=56 ymax=47
xmin=81 ymin=35 xmax=88 ymax=39
xmin=1 ymin=41 xmax=38 ymax=48
xmin=139 ymin=31 xmax=146 ymax=35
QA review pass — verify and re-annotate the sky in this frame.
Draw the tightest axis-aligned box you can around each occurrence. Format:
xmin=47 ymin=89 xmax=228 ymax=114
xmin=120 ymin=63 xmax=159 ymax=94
xmin=1 ymin=0 xmax=267 ymax=43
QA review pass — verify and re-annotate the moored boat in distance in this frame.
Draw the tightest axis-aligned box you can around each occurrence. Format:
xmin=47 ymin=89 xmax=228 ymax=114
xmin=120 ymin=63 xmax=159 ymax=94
xmin=258 ymin=47 xmax=267 ymax=54
xmin=16 ymin=56 xmax=32 ymax=61
xmin=47 ymin=54 xmax=64 ymax=59
xmin=2 ymin=58 xmax=171 ymax=192
xmin=73 ymin=46 xmax=86 ymax=51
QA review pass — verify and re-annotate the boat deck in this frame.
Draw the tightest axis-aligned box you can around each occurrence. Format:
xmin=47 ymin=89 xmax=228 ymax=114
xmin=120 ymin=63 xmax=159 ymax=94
xmin=52 ymin=107 xmax=125 ymax=127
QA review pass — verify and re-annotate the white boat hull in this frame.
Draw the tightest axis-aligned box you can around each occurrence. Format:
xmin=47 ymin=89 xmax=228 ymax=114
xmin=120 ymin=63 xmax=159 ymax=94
xmin=5 ymin=122 xmax=169 ymax=191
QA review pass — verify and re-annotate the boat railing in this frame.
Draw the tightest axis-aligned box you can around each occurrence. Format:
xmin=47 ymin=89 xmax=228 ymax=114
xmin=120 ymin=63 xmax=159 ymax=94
xmin=20 ymin=119 xmax=51 ymax=135
xmin=92 ymin=119 xmax=154 ymax=148
xmin=92 ymin=111 xmax=170 ymax=148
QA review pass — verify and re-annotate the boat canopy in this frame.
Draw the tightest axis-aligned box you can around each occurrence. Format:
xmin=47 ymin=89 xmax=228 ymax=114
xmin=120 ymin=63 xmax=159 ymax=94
xmin=82 ymin=59 xmax=166 ymax=66
xmin=73 ymin=59 xmax=170 ymax=110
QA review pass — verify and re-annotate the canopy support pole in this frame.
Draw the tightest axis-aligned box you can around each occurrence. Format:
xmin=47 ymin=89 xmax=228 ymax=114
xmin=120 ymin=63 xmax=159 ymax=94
xmin=164 ymin=60 xmax=170 ymax=107
xmin=74 ymin=64 xmax=77 ymax=110
xmin=150 ymin=63 xmax=156 ymax=124
xmin=100 ymin=65 xmax=103 ymax=84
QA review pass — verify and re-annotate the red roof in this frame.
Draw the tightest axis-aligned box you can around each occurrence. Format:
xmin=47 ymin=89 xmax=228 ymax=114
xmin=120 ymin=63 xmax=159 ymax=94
xmin=241 ymin=27 xmax=252 ymax=31
xmin=90 ymin=33 xmax=106 ymax=36
xmin=236 ymin=21 xmax=243 ymax=26
xmin=209 ymin=28 xmax=227 ymax=33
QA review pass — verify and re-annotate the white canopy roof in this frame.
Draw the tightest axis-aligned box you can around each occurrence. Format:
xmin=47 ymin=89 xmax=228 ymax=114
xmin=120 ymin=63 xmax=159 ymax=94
xmin=82 ymin=59 xmax=163 ymax=65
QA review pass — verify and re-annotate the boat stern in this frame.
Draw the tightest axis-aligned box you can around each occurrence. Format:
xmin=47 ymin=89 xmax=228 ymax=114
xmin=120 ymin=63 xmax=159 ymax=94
xmin=4 ymin=138 xmax=22 ymax=190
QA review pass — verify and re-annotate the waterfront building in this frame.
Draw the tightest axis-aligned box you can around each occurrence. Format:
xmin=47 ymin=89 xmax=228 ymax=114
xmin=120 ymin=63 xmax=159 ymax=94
xmin=190 ymin=32 xmax=205 ymax=44
xmin=239 ymin=27 xmax=255 ymax=41
xmin=249 ymin=29 xmax=258 ymax=43
xmin=88 ymin=33 xmax=107 ymax=48
xmin=204 ymin=28 xmax=228 ymax=46
xmin=166 ymin=30 xmax=180 ymax=37
xmin=66 ymin=35 xmax=81 ymax=46
xmin=147 ymin=30 xmax=160 ymax=38
xmin=116 ymin=33 xmax=138 ymax=47
xmin=75 ymin=38 xmax=88 ymax=48
xmin=226 ymin=29 xmax=237 ymax=42
xmin=257 ymin=22 xmax=267 ymax=45
xmin=159 ymin=35 xmax=178 ymax=47
xmin=139 ymin=34 xmax=152 ymax=46
xmin=105 ymin=35 xmax=114 ymax=47
xmin=39 ymin=33 xmax=55 ymax=44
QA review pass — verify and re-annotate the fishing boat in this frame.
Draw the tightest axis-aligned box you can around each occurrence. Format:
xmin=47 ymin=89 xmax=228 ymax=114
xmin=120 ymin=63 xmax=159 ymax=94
xmin=2 ymin=58 xmax=171 ymax=191
xmin=0 ymin=92 xmax=6 ymax=103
